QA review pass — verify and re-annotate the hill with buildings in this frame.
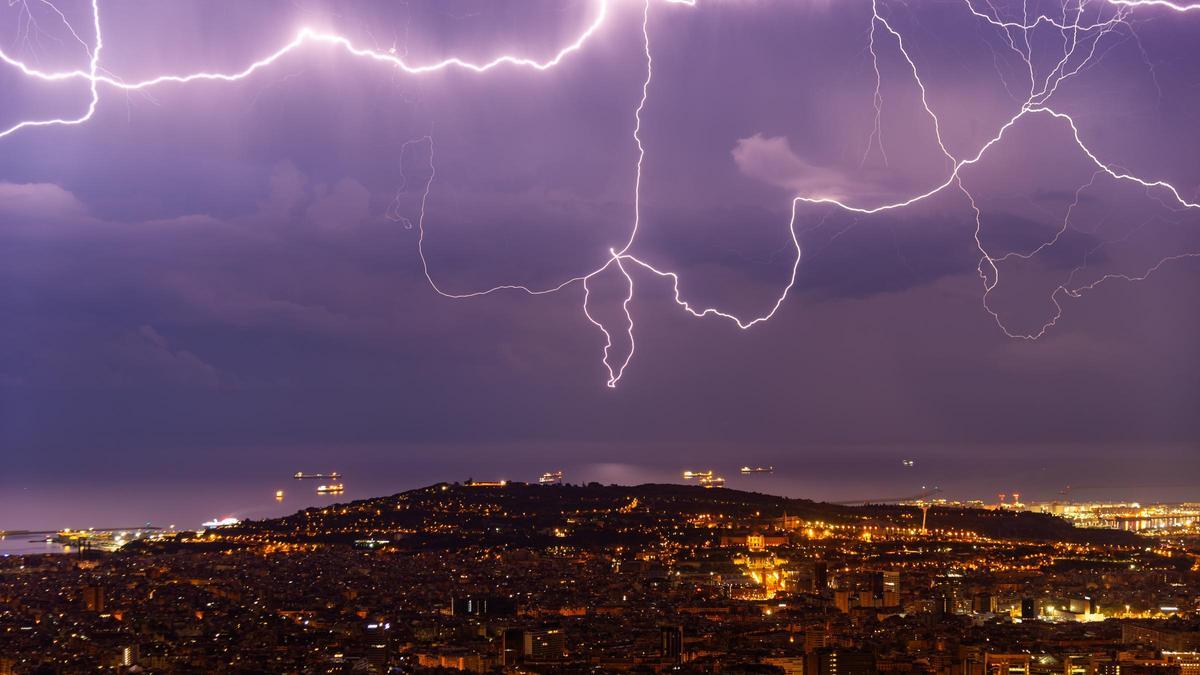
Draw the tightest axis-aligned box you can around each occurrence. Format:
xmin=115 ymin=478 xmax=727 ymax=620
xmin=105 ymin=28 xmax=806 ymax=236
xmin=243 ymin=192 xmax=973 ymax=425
xmin=145 ymin=481 xmax=1141 ymax=551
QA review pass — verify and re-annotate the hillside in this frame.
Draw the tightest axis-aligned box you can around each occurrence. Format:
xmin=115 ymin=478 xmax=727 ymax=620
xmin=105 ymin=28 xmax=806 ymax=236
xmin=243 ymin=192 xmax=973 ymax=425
xmin=176 ymin=481 xmax=1141 ymax=550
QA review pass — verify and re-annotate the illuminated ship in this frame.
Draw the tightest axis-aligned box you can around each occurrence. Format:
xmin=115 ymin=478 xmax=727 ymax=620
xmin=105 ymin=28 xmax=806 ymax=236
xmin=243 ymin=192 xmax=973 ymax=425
xmin=294 ymin=471 xmax=341 ymax=480
xmin=275 ymin=490 xmax=284 ymax=502
xmin=316 ymin=483 xmax=344 ymax=495
xmin=902 ymin=459 xmax=915 ymax=467
xmin=683 ymin=469 xmax=725 ymax=488
xmin=538 ymin=471 xmax=563 ymax=485
xmin=739 ymin=466 xmax=774 ymax=474
xmin=202 ymin=517 xmax=240 ymax=529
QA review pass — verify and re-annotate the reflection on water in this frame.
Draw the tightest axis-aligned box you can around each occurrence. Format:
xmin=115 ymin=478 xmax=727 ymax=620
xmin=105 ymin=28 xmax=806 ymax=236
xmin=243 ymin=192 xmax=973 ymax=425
xmin=0 ymin=537 xmax=70 ymax=556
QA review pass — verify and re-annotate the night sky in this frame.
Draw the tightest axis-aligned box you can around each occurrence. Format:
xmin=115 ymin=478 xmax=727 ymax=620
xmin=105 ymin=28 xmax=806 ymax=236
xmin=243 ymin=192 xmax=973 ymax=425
xmin=1 ymin=0 xmax=1198 ymax=529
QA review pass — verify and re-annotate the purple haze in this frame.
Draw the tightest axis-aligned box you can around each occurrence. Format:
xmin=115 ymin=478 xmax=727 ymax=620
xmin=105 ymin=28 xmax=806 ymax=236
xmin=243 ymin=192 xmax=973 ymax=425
xmin=1 ymin=0 xmax=1198 ymax=529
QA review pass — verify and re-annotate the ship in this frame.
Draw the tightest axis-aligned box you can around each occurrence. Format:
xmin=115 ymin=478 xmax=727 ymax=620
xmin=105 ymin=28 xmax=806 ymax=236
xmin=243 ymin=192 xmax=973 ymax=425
xmin=316 ymin=483 xmax=345 ymax=495
xmin=295 ymin=471 xmax=341 ymax=480
xmin=275 ymin=490 xmax=284 ymax=502
xmin=538 ymin=471 xmax=563 ymax=485
xmin=202 ymin=517 xmax=240 ymax=529
xmin=739 ymin=466 xmax=774 ymax=474
xmin=684 ymin=470 xmax=725 ymax=488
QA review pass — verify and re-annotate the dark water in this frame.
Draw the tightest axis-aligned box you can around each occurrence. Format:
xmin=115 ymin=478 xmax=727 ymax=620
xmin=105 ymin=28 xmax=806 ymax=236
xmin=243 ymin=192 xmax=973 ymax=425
xmin=0 ymin=538 xmax=70 ymax=556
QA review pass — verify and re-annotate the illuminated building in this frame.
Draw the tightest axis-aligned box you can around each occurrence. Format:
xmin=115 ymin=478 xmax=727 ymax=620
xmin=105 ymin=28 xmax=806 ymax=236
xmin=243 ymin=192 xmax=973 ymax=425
xmin=721 ymin=531 xmax=788 ymax=549
xmin=749 ymin=532 xmax=765 ymax=551
xmin=983 ymin=653 xmax=1032 ymax=675
xmin=364 ymin=622 xmax=391 ymax=673
xmin=1096 ymin=662 xmax=1185 ymax=675
xmin=523 ymin=628 xmax=566 ymax=662
xmin=809 ymin=648 xmax=878 ymax=675
xmin=1029 ymin=501 xmax=1200 ymax=534
xmin=733 ymin=549 xmax=790 ymax=599
xmin=1164 ymin=653 xmax=1200 ymax=675
xmin=1124 ymin=623 xmax=1200 ymax=651
xmin=869 ymin=570 xmax=900 ymax=606
xmin=416 ymin=651 xmax=492 ymax=672
xmin=765 ymin=656 xmax=806 ymax=675
xmin=451 ymin=595 xmax=516 ymax=617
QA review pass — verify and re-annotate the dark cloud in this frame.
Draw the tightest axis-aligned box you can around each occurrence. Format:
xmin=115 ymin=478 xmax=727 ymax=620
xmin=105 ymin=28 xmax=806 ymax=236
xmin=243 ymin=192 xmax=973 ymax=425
xmin=1 ymin=0 xmax=1199 ymax=527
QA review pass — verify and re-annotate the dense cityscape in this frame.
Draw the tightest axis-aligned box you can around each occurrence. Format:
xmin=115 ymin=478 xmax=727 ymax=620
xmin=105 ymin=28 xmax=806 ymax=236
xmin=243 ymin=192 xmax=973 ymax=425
xmin=1 ymin=480 xmax=1197 ymax=674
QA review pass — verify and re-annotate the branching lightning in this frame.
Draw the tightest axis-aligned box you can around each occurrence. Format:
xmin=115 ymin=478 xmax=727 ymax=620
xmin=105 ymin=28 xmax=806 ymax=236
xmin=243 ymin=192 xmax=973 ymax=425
xmin=1 ymin=0 xmax=1197 ymax=385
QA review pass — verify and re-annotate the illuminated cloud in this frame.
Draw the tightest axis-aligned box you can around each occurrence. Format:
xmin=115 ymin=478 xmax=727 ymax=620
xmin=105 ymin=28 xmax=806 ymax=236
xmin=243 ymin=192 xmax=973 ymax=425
xmin=0 ymin=182 xmax=87 ymax=222
xmin=731 ymin=133 xmax=859 ymax=200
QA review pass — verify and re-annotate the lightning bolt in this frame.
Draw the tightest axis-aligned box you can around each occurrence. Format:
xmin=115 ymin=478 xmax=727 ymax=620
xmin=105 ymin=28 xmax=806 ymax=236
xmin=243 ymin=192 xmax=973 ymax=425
xmin=835 ymin=0 xmax=1200 ymax=343
xmin=1108 ymin=0 xmax=1200 ymax=10
xmin=1 ymin=0 xmax=1196 ymax=386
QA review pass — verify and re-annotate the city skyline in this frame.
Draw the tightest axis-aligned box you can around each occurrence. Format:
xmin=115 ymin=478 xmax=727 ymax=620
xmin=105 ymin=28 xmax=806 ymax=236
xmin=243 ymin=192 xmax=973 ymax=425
xmin=2 ymin=479 xmax=1196 ymax=672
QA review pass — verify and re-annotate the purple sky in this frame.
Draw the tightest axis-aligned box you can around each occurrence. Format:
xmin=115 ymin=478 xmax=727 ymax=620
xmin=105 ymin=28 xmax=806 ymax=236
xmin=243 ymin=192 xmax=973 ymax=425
xmin=1 ymin=0 xmax=1198 ymax=528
